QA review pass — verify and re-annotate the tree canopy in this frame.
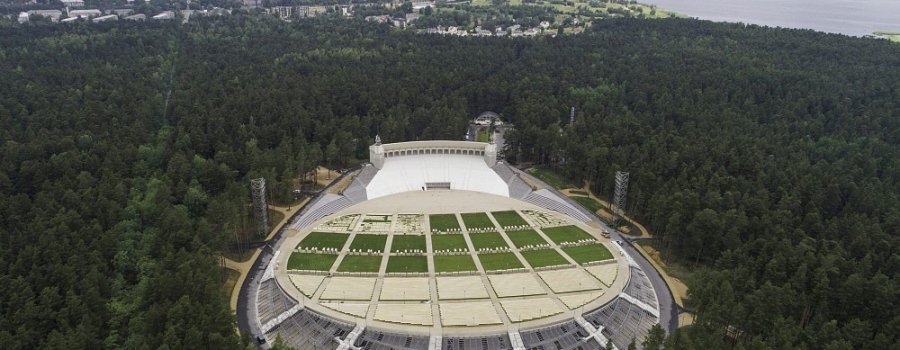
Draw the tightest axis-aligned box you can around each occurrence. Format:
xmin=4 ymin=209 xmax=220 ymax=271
xmin=0 ymin=14 xmax=898 ymax=350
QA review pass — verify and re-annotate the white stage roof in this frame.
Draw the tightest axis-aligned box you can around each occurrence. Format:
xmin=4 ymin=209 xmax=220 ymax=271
xmin=365 ymin=154 xmax=509 ymax=199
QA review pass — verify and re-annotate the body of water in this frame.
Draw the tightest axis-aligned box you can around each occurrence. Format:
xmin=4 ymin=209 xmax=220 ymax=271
xmin=644 ymin=0 xmax=900 ymax=36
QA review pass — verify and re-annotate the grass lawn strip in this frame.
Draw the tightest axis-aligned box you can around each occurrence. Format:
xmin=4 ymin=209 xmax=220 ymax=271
xmin=477 ymin=252 xmax=523 ymax=271
xmin=491 ymin=210 xmax=528 ymax=227
xmin=434 ymin=255 xmax=477 ymax=272
xmin=461 ymin=212 xmax=495 ymax=230
xmin=429 ymin=214 xmax=460 ymax=231
xmin=521 ymin=249 xmax=569 ymax=268
xmin=337 ymin=255 xmax=383 ymax=272
xmin=390 ymin=235 xmax=427 ymax=252
xmin=348 ymin=234 xmax=387 ymax=252
xmin=570 ymin=195 xmax=603 ymax=214
xmin=386 ymin=256 xmax=429 ymax=273
xmin=288 ymin=253 xmax=338 ymax=271
xmin=297 ymin=232 xmax=350 ymax=250
xmin=469 ymin=232 xmax=509 ymax=250
xmin=527 ymin=167 xmax=574 ymax=189
xmin=431 ymin=234 xmax=469 ymax=251
xmin=542 ymin=225 xmax=595 ymax=244
xmin=561 ymin=244 xmax=614 ymax=264
xmin=505 ymin=230 xmax=549 ymax=248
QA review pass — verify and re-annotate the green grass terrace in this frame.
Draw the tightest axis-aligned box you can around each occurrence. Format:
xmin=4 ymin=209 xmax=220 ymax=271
xmin=288 ymin=253 xmax=338 ymax=271
xmin=561 ymin=244 xmax=614 ymax=264
xmin=521 ymin=249 xmax=570 ymax=268
xmin=337 ymin=255 xmax=383 ymax=272
xmin=431 ymin=234 xmax=469 ymax=251
xmin=542 ymin=225 xmax=595 ymax=245
xmin=434 ymin=255 xmax=478 ymax=272
xmin=461 ymin=212 xmax=496 ymax=230
xmin=505 ymin=230 xmax=548 ymax=248
xmin=469 ymin=232 xmax=509 ymax=250
xmin=390 ymin=235 xmax=427 ymax=252
xmin=491 ymin=210 xmax=528 ymax=227
xmin=296 ymin=232 xmax=350 ymax=250
xmin=429 ymin=214 xmax=460 ymax=232
xmin=386 ymin=256 xmax=429 ymax=273
xmin=348 ymin=234 xmax=387 ymax=252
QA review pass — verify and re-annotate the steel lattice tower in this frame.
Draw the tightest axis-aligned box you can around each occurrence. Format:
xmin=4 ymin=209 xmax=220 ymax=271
xmin=250 ymin=178 xmax=268 ymax=236
xmin=613 ymin=171 xmax=629 ymax=220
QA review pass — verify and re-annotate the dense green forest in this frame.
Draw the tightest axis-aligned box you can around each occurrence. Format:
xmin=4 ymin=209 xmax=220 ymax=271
xmin=1 ymin=13 xmax=898 ymax=350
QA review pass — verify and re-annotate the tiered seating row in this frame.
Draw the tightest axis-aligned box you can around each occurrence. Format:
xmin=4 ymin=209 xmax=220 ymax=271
xmin=256 ymin=279 xmax=297 ymax=326
xmin=524 ymin=190 xmax=592 ymax=223
xmin=519 ymin=320 xmax=604 ymax=350
xmin=353 ymin=329 xmax=431 ymax=350
xmin=265 ymin=308 xmax=354 ymax=350
xmin=291 ymin=194 xmax=355 ymax=231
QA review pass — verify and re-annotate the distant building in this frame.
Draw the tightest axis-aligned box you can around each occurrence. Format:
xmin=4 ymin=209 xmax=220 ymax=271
xmin=270 ymin=6 xmax=294 ymax=19
xmin=307 ymin=6 xmax=327 ymax=17
xmin=366 ymin=15 xmax=391 ymax=24
xmin=69 ymin=9 xmax=102 ymax=18
xmin=110 ymin=9 xmax=133 ymax=17
xmin=180 ymin=10 xmax=194 ymax=23
xmin=153 ymin=11 xmax=175 ymax=20
xmin=60 ymin=16 xmax=78 ymax=23
xmin=28 ymin=10 xmax=63 ymax=22
xmin=337 ymin=4 xmax=352 ymax=17
xmin=411 ymin=1 xmax=434 ymax=10
xmin=92 ymin=14 xmax=117 ymax=22
xmin=124 ymin=14 xmax=146 ymax=21
xmin=539 ymin=21 xmax=550 ymax=29
xmin=61 ymin=0 xmax=85 ymax=7
xmin=17 ymin=12 xmax=29 ymax=23
xmin=405 ymin=13 xmax=419 ymax=22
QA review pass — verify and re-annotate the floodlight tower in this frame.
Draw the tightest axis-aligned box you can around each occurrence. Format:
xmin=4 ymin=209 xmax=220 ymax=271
xmin=250 ymin=178 xmax=269 ymax=236
xmin=613 ymin=171 xmax=629 ymax=220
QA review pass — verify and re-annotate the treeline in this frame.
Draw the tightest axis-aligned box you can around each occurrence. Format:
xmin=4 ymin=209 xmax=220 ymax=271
xmin=0 ymin=14 xmax=898 ymax=350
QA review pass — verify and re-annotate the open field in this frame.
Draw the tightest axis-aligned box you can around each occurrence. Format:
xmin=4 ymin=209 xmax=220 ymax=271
xmin=521 ymin=249 xmax=569 ymax=268
xmin=461 ymin=212 xmax=496 ymax=230
xmin=386 ymin=256 xmax=429 ymax=273
xmin=542 ymin=225 xmax=595 ymax=244
xmin=562 ymin=244 xmax=613 ymax=264
xmin=505 ymin=230 xmax=548 ymax=248
xmin=875 ymin=31 xmax=900 ymax=42
xmin=288 ymin=253 xmax=338 ymax=271
xmin=477 ymin=252 xmax=524 ymax=271
xmin=349 ymin=234 xmax=387 ymax=252
xmin=297 ymin=232 xmax=350 ymax=250
xmin=431 ymin=234 xmax=469 ymax=251
xmin=390 ymin=235 xmax=427 ymax=252
xmin=492 ymin=210 xmax=528 ymax=227
xmin=337 ymin=255 xmax=383 ymax=272
xmin=469 ymin=232 xmax=509 ymax=250
xmin=434 ymin=255 xmax=478 ymax=272
xmin=430 ymin=214 xmax=461 ymax=231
